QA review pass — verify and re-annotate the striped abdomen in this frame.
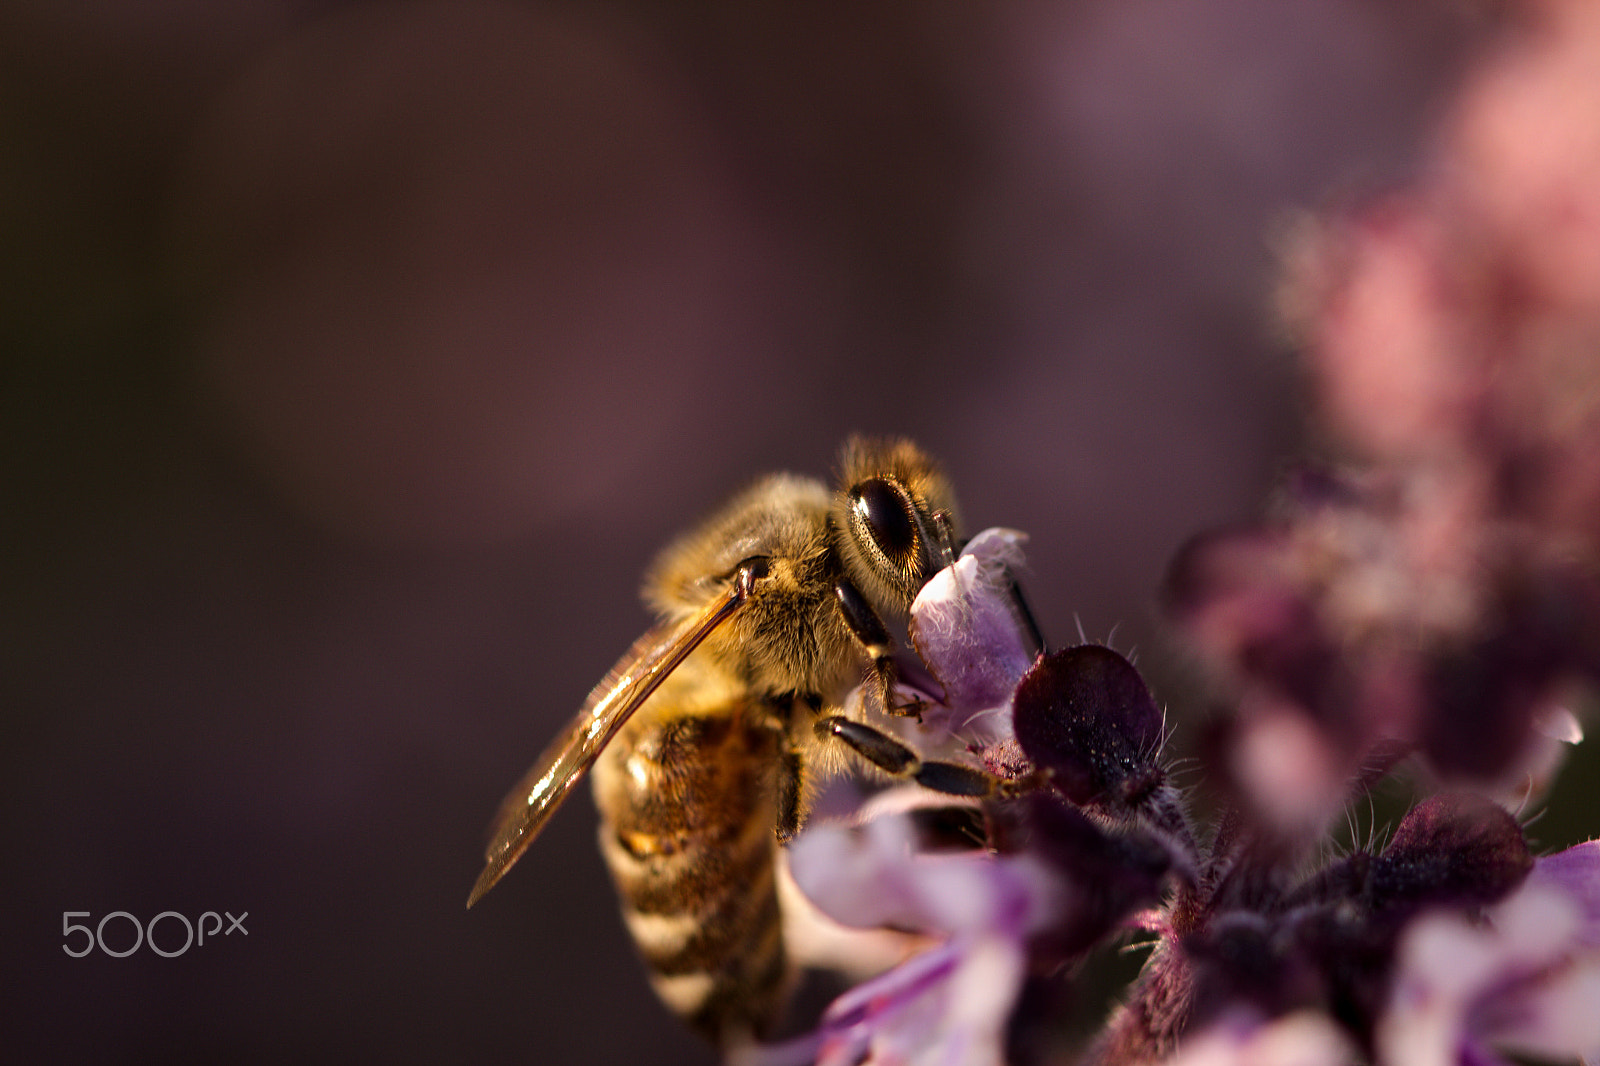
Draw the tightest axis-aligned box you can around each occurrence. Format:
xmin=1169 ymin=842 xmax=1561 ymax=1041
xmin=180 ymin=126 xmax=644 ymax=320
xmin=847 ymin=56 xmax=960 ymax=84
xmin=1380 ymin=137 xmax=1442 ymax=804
xmin=592 ymin=676 xmax=789 ymax=1043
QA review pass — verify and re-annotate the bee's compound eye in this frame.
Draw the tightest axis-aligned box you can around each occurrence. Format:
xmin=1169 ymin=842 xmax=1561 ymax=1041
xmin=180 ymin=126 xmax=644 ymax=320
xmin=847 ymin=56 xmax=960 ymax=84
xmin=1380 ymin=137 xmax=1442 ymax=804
xmin=851 ymin=477 xmax=920 ymax=570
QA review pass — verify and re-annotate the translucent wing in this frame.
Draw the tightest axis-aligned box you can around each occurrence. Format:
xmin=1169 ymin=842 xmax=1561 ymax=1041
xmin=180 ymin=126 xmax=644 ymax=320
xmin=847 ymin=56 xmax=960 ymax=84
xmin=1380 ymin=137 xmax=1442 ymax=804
xmin=467 ymin=578 xmax=749 ymax=907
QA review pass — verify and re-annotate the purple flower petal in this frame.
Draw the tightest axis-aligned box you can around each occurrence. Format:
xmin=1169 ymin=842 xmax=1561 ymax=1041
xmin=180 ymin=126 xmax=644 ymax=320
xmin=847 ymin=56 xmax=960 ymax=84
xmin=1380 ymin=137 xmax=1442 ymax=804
xmin=909 ymin=527 xmax=1037 ymax=726
xmin=1528 ymin=840 xmax=1600 ymax=950
xmin=807 ymin=934 xmax=1023 ymax=1066
xmin=786 ymin=814 xmax=1062 ymax=939
xmin=775 ymin=812 xmax=1070 ymax=1066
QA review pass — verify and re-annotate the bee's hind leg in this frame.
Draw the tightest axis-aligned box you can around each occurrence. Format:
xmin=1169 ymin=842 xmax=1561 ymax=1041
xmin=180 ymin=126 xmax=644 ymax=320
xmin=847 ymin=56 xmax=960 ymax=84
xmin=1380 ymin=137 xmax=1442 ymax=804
xmin=774 ymin=745 xmax=805 ymax=844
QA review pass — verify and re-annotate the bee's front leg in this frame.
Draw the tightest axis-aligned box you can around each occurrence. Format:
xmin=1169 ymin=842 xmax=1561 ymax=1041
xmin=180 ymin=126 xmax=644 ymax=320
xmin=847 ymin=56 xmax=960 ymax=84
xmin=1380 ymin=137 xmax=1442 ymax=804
xmin=832 ymin=579 xmax=924 ymax=719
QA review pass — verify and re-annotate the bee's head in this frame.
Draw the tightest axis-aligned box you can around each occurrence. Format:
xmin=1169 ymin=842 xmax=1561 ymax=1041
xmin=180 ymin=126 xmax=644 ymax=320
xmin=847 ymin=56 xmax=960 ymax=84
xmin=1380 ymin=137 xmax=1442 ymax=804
xmin=833 ymin=436 xmax=961 ymax=611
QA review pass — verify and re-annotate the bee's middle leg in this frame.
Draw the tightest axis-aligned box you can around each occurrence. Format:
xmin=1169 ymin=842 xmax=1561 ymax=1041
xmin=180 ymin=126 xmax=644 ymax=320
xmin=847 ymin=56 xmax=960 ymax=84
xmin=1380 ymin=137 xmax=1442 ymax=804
xmin=813 ymin=715 xmax=996 ymax=798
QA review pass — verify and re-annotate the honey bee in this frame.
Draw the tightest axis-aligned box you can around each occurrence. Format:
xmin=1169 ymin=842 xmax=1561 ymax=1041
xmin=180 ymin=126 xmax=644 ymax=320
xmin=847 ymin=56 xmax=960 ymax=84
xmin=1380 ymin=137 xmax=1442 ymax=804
xmin=469 ymin=438 xmax=1033 ymax=1044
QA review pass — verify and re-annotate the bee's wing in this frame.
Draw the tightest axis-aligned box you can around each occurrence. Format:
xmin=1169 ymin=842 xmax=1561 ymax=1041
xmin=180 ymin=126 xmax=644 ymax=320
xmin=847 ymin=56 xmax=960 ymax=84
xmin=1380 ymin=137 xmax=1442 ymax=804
xmin=467 ymin=580 xmax=748 ymax=907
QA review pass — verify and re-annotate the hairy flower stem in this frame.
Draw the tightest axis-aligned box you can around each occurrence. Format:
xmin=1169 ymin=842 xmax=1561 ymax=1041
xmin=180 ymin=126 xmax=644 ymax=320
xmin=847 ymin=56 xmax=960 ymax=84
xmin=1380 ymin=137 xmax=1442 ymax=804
xmin=1083 ymin=806 xmax=1274 ymax=1065
xmin=1139 ymin=785 xmax=1202 ymax=882
xmin=1083 ymin=944 xmax=1195 ymax=1066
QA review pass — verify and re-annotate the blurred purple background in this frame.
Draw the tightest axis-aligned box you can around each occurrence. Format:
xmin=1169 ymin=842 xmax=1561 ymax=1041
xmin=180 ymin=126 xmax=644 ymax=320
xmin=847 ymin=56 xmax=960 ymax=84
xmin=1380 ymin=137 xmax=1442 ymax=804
xmin=1 ymin=1 xmax=1498 ymax=1062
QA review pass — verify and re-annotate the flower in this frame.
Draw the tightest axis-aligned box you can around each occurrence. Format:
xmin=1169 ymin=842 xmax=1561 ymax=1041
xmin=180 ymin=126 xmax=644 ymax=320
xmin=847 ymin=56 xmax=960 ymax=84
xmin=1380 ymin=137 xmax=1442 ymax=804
xmin=730 ymin=14 xmax=1600 ymax=1061
xmin=744 ymin=531 xmax=1173 ymax=1066
xmin=762 ymin=801 xmax=1172 ymax=1066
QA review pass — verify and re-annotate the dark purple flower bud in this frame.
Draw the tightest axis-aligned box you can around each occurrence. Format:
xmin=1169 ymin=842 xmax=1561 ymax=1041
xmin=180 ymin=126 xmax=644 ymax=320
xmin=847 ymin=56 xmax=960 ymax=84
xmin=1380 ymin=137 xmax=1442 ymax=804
xmin=1012 ymin=645 xmax=1166 ymax=816
xmin=1368 ymin=792 xmax=1532 ymax=915
xmin=1281 ymin=849 xmax=1375 ymax=913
